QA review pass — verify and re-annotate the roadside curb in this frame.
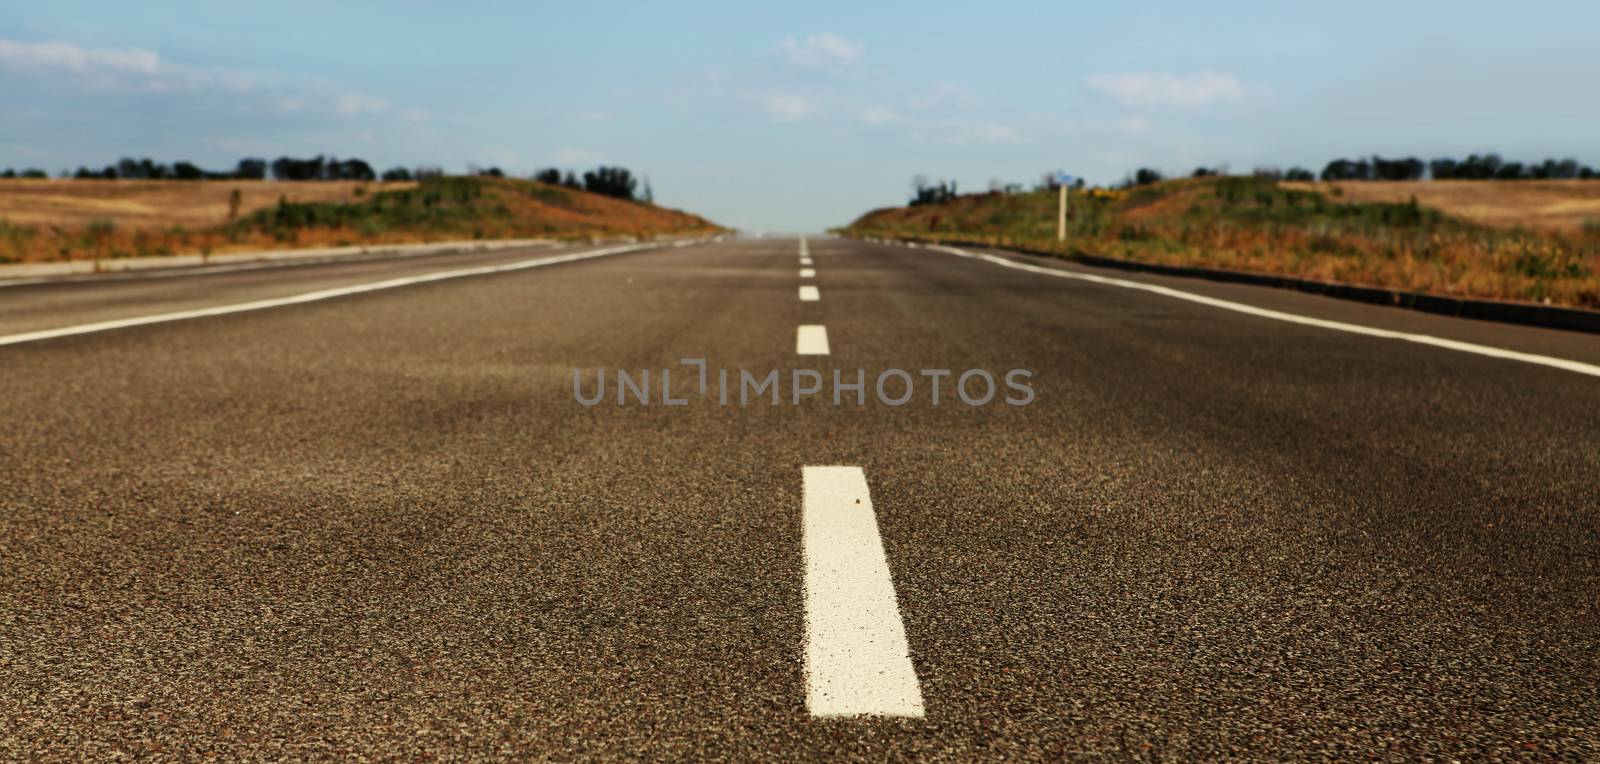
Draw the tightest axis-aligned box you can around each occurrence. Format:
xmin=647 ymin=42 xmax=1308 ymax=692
xmin=857 ymin=234 xmax=1600 ymax=335
xmin=0 ymin=237 xmax=564 ymax=281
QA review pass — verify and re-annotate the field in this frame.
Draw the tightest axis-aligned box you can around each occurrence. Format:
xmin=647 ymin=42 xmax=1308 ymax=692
xmin=0 ymin=177 xmax=720 ymax=263
xmin=841 ymin=177 xmax=1600 ymax=309
xmin=0 ymin=179 xmax=409 ymax=230
xmin=1281 ymin=179 xmax=1600 ymax=232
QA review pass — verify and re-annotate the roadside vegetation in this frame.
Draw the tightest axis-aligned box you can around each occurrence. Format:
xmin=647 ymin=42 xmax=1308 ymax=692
xmin=842 ymin=176 xmax=1600 ymax=309
xmin=0 ymin=174 xmax=719 ymax=264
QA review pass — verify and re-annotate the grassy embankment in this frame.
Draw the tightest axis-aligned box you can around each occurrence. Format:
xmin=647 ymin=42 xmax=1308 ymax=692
xmin=842 ymin=176 xmax=1600 ymax=309
xmin=0 ymin=176 xmax=721 ymax=264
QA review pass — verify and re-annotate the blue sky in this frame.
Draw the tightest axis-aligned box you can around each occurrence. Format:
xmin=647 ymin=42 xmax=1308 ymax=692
xmin=2 ymin=1 xmax=1597 ymax=231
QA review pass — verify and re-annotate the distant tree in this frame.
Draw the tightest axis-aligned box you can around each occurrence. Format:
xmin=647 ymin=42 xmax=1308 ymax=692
xmin=477 ymin=166 xmax=505 ymax=178
xmin=20 ymin=168 xmax=48 ymax=178
xmin=1133 ymin=167 xmax=1163 ymax=186
xmin=143 ymin=158 xmax=171 ymax=180
xmin=1494 ymin=162 xmax=1525 ymax=180
xmin=1457 ymin=153 xmax=1502 ymax=180
xmin=1283 ymin=167 xmax=1315 ymax=181
xmin=1 ymin=168 xmax=14 ymax=178
xmin=1527 ymin=158 xmax=1581 ymax=180
xmin=110 ymin=157 xmax=173 ymax=180
xmin=73 ymin=166 xmax=97 ymax=179
xmin=1582 ymin=166 xmax=1598 ymax=180
xmin=1193 ymin=167 xmax=1218 ymax=178
xmin=1371 ymin=156 xmax=1424 ymax=181
xmin=271 ymin=155 xmax=328 ymax=181
xmin=234 ymin=158 xmax=267 ymax=180
xmin=1428 ymin=158 xmax=1459 ymax=179
xmin=414 ymin=166 xmax=444 ymax=180
xmin=561 ymin=170 xmax=581 ymax=189
xmin=1321 ymin=158 xmax=1372 ymax=181
xmin=909 ymin=176 xmax=957 ymax=206
xmin=642 ymin=177 xmax=654 ymax=204
xmin=582 ymin=166 xmax=638 ymax=199
xmin=381 ymin=166 xmax=413 ymax=182
xmin=327 ymin=158 xmax=375 ymax=180
xmin=173 ymin=161 xmax=205 ymax=180
xmin=1251 ymin=167 xmax=1282 ymax=180
xmin=533 ymin=168 xmax=563 ymax=184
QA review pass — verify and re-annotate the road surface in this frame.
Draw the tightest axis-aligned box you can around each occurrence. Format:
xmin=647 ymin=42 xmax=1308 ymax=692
xmin=2 ymin=237 xmax=1596 ymax=759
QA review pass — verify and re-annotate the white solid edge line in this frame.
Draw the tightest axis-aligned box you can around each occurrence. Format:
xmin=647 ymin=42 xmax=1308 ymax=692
xmin=799 ymin=285 xmax=820 ymax=302
xmin=927 ymin=244 xmax=1600 ymax=379
xmin=796 ymin=324 xmax=830 ymax=355
xmin=803 ymin=466 xmax=924 ymax=718
xmin=800 ymin=268 xmax=817 ymax=279
xmin=0 ymin=243 xmax=662 ymax=347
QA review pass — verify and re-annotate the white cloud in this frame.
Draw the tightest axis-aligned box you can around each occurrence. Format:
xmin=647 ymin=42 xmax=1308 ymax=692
xmin=1084 ymin=71 xmax=1244 ymax=109
xmin=0 ymin=37 xmax=264 ymax=94
xmin=336 ymin=91 xmax=389 ymax=116
xmin=775 ymin=33 xmax=863 ymax=72
xmin=0 ymin=39 xmax=161 ymax=76
xmin=766 ymin=94 xmax=815 ymax=122
xmin=0 ymin=37 xmax=410 ymax=122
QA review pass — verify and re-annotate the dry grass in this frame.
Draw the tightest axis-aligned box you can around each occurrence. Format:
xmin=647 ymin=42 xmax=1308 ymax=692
xmin=0 ymin=177 xmax=721 ymax=264
xmin=843 ymin=177 xmax=1600 ymax=309
xmin=0 ymin=179 xmax=413 ymax=230
xmin=1280 ymin=180 xmax=1600 ymax=232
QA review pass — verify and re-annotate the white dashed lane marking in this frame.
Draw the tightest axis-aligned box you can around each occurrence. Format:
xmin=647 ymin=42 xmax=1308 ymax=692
xmin=799 ymin=285 xmax=820 ymax=302
xmin=800 ymin=268 xmax=816 ymax=279
xmin=796 ymin=325 xmax=830 ymax=355
xmin=803 ymin=466 xmax=924 ymax=718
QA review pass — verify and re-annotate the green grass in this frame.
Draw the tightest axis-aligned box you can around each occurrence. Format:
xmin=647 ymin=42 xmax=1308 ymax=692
xmin=230 ymin=176 xmax=504 ymax=240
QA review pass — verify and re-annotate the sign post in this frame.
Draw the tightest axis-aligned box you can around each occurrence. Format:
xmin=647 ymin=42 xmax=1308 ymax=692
xmin=1054 ymin=172 xmax=1074 ymax=242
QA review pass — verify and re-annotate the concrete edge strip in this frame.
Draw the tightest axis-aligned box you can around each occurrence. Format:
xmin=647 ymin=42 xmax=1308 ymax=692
xmin=0 ymin=237 xmax=566 ymax=285
xmin=861 ymin=235 xmax=1600 ymax=335
xmin=0 ymin=242 xmax=665 ymax=347
xmin=926 ymin=243 xmax=1600 ymax=379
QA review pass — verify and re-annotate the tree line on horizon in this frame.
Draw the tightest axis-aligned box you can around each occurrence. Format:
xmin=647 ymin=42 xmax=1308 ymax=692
xmin=911 ymin=151 xmax=1600 ymax=205
xmin=0 ymin=156 xmax=654 ymax=202
xmin=1138 ymin=153 xmax=1598 ymax=187
xmin=1319 ymin=154 xmax=1597 ymax=181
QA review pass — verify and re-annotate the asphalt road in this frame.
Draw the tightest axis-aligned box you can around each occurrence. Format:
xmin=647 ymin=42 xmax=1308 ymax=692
xmin=1 ymin=237 xmax=1596 ymax=759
